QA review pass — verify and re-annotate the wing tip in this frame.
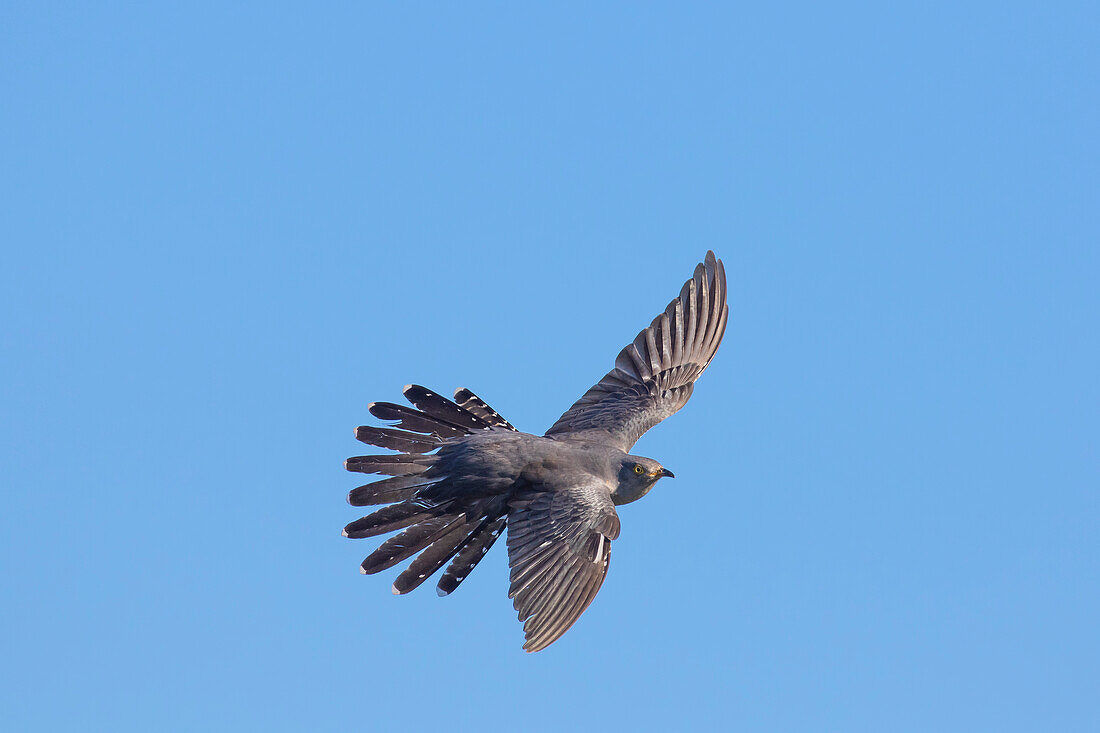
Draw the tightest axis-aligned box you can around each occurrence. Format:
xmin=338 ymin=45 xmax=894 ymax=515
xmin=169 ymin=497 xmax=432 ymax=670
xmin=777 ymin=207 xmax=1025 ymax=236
xmin=522 ymin=637 xmax=551 ymax=653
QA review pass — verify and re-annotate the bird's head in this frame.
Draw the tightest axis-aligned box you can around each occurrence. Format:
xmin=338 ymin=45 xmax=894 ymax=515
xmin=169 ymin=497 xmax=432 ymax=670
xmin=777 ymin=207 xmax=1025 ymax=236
xmin=612 ymin=456 xmax=674 ymax=505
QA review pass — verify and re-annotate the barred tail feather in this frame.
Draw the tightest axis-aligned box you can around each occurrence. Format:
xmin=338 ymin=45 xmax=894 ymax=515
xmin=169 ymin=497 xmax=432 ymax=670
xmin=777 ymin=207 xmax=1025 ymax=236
xmin=347 ymin=475 xmax=439 ymax=507
xmin=437 ymin=514 xmax=508 ymax=596
xmin=401 ymin=385 xmax=491 ymax=432
xmin=343 ymin=500 xmax=449 ymax=539
xmin=354 ymin=426 xmax=441 ymax=453
xmin=360 ymin=514 xmax=468 ymax=575
xmin=454 ymin=388 xmax=517 ymax=431
xmin=344 ymin=454 xmax=434 ymax=476
xmin=345 ymin=384 xmax=517 ymax=592
xmin=367 ymin=402 xmax=468 ymax=439
xmin=392 ymin=517 xmax=481 ymax=595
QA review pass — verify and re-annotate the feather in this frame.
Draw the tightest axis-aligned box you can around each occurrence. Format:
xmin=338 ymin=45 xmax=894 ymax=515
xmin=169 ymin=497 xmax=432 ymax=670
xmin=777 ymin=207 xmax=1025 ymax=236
xmin=360 ymin=514 xmax=467 ymax=575
xmin=453 ymin=388 xmax=517 ymax=431
xmin=344 ymin=454 xmax=433 ymax=476
xmin=368 ymin=402 xmax=468 ymax=438
xmin=343 ymin=500 xmax=447 ymax=539
xmin=436 ymin=514 xmax=507 ymax=596
xmin=391 ymin=517 xmax=478 ymax=594
xmin=402 ymin=385 xmax=490 ymax=432
xmin=354 ymin=426 xmax=440 ymax=453
xmin=347 ymin=475 xmax=437 ymax=506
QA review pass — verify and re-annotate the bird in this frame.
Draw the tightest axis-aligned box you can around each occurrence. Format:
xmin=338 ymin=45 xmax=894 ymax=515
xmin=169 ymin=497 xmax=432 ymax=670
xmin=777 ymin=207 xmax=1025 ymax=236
xmin=343 ymin=251 xmax=728 ymax=652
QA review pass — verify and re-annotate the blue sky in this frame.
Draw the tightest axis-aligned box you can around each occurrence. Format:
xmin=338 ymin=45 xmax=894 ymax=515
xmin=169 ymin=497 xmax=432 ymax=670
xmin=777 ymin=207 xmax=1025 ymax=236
xmin=2 ymin=2 xmax=1098 ymax=731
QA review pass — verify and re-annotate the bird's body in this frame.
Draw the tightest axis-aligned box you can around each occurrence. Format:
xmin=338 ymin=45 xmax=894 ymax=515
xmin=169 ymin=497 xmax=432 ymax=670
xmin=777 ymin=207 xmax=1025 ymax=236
xmin=344 ymin=251 xmax=728 ymax=651
xmin=426 ymin=430 xmax=657 ymax=507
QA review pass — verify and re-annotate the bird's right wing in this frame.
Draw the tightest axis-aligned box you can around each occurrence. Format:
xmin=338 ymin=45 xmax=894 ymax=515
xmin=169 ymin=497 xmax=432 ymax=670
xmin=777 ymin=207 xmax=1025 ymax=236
xmin=545 ymin=251 xmax=727 ymax=452
xmin=506 ymin=481 xmax=621 ymax=653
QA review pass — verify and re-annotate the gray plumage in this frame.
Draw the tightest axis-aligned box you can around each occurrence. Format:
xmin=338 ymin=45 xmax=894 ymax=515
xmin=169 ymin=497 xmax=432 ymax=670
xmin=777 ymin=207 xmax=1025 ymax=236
xmin=343 ymin=251 xmax=728 ymax=652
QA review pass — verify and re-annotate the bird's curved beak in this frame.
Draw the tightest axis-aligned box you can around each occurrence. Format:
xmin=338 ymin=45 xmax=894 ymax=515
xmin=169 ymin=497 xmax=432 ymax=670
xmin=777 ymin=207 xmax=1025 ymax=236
xmin=658 ymin=468 xmax=675 ymax=479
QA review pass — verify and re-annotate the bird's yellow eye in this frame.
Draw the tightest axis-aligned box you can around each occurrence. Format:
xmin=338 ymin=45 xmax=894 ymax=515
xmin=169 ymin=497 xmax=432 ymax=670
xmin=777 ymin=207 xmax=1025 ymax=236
xmin=633 ymin=465 xmax=645 ymax=475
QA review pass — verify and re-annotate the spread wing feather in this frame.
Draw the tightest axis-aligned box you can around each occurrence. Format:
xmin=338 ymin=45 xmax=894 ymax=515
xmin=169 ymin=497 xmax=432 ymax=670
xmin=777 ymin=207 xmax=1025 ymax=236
xmin=545 ymin=250 xmax=728 ymax=451
xmin=506 ymin=481 xmax=620 ymax=653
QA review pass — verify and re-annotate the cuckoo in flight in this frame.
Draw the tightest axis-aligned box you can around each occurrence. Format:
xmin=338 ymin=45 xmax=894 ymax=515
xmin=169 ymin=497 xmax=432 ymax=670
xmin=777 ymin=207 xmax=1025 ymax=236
xmin=344 ymin=251 xmax=728 ymax=652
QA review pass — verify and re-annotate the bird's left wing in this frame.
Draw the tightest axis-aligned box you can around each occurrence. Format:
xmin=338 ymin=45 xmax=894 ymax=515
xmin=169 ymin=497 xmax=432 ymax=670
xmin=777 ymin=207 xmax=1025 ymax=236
xmin=545 ymin=251 xmax=727 ymax=451
xmin=506 ymin=480 xmax=621 ymax=652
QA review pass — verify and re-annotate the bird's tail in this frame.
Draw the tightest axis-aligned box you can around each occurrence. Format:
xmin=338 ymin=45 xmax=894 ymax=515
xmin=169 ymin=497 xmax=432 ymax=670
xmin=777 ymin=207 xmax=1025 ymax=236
xmin=344 ymin=385 xmax=514 ymax=595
